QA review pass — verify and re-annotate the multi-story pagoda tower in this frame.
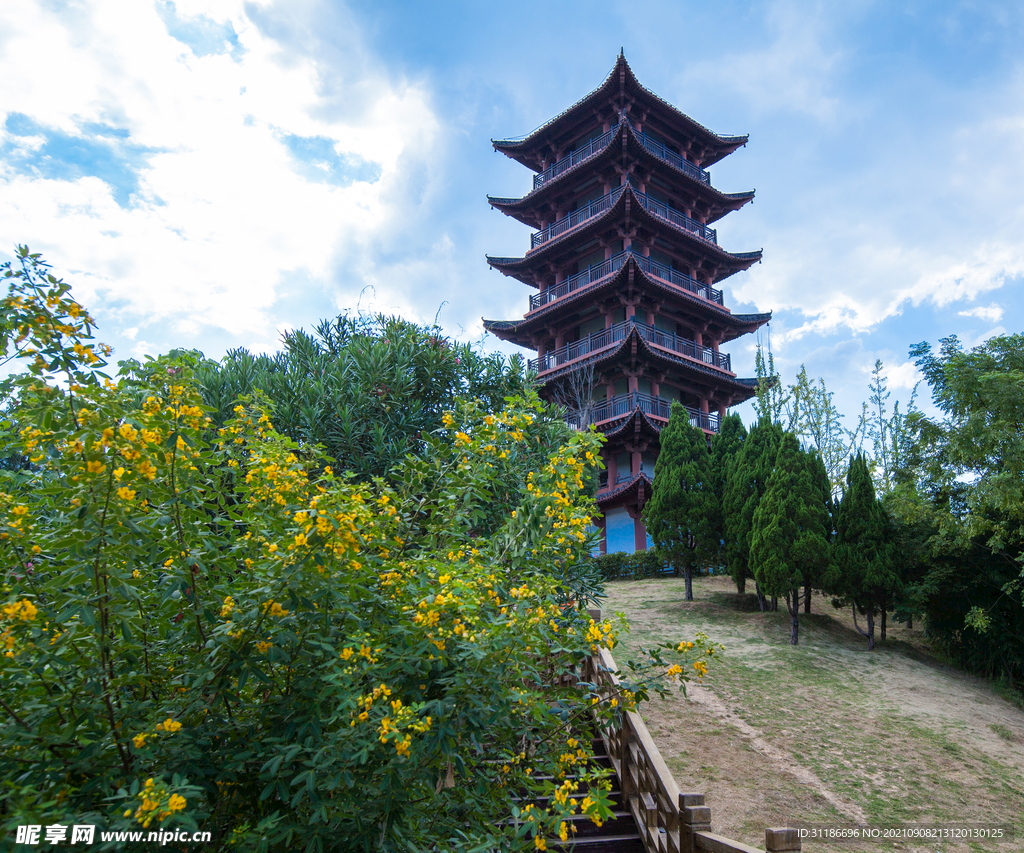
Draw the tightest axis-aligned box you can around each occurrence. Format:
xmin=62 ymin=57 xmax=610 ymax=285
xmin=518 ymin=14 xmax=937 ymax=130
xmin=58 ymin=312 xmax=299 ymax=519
xmin=484 ymin=53 xmax=771 ymax=555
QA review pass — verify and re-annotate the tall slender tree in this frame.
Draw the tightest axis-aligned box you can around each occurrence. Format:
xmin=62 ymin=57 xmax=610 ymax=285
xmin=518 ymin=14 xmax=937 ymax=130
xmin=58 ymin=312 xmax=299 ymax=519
xmin=827 ymin=453 xmax=898 ymax=650
xmin=708 ymin=413 xmax=747 ymax=571
xmin=803 ymin=448 xmax=834 ymax=613
xmin=643 ymin=403 xmax=716 ymax=601
xmin=723 ymin=419 xmax=783 ymax=602
xmin=750 ymin=434 xmax=831 ymax=645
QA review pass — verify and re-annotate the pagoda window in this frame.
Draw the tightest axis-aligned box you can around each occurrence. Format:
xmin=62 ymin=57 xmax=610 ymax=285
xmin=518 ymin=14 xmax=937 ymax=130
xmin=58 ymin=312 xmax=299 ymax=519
xmin=653 ymin=314 xmax=675 ymax=333
xmin=660 ymin=385 xmax=681 ymax=403
xmin=614 ymin=378 xmax=629 ymax=396
xmin=641 ymin=452 xmax=657 ymax=478
xmin=649 ymin=248 xmax=674 ymax=268
xmin=638 ymin=377 xmax=652 ymax=396
xmin=615 ymin=452 xmax=631 ymax=478
xmin=646 ymin=185 xmax=669 ymax=205
xmin=604 ymin=507 xmax=635 ymax=554
xmin=577 ymin=315 xmax=605 ymax=338
xmin=575 ymin=247 xmax=605 ymax=273
xmin=612 ymin=306 xmax=626 ymax=324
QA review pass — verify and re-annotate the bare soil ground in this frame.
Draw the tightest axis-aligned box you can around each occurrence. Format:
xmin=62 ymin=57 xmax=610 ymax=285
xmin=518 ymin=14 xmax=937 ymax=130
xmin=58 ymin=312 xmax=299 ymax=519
xmin=603 ymin=576 xmax=1024 ymax=853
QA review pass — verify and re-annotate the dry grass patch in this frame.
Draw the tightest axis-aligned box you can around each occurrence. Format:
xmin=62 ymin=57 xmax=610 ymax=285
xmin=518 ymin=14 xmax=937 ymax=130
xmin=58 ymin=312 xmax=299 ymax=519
xmin=604 ymin=575 xmax=1024 ymax=853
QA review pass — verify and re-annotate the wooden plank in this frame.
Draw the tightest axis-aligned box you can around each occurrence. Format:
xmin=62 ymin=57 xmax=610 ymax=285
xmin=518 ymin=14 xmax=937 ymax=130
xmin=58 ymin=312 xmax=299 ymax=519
xmin=695 ymin=831 xmax=764 ymax=853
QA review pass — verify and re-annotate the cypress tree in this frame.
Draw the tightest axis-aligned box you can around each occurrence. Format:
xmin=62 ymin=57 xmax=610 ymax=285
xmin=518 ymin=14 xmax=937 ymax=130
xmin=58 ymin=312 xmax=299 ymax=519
xmin=803 ymin=448 xmax=834 ymax=613
xmin=750 ymin=433 xmax=830 ymax=645
xmin=723 ymin=419 xmax=783 ymax=603
xmin=708 ymin=413 xmax=747 ymax=573
xmin=643 ymin=403 xmax=716 ymax=601
xmin=827 ymin=453 xmax=896 ymax=650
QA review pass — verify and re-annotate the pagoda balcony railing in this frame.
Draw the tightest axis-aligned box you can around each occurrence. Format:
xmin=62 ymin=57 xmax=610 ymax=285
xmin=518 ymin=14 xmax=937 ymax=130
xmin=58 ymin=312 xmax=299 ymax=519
xmin=632 ymin=253 xmax=724 ymax=305
xmin=634 ymin=191 xmax=717 ymax=244
xmin=568 ymin=392 xmax=720 ymax=432
xmin=635 ymin=129 xmax=711 ymax=185
xmin=528 ymin=318 xmax=730 ymax=373
xmin=530 ymin=186 xmax=626 ymax=249
xmin=532 ymin=124 xmax=621 ymax=190
xmin=528 ymin=251 xmax=723 ymax=312
xmin=529 ymin=250 xmax=629 ymax=311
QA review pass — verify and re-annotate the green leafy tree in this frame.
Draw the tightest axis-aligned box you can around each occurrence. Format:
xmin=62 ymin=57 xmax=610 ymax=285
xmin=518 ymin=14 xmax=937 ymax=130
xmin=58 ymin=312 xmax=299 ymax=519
xmin=866 ymin=359 xmax=918 ymax=495
xmin=827 ymin=454 xmax=898 ymax=650
xmin=0 ymin=249 xmax=716 ymax=852
xmin=195 ymin=314 xmax=531 ymax=483
xmin=909 ymin=334 xmax=1024 ymax=563
xmin=722 ymin=419 xmax=783 ymax=601
xmin=750 ymin=434 xmax=830 ymax=645
xmin=643 ymin=403 xmax=716 ymax=601
xmin=707 ymin=413 xmax=746 ymax=570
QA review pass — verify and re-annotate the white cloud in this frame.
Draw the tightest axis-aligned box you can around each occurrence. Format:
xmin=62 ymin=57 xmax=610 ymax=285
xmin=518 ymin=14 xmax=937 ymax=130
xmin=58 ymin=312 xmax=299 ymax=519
xmin=958 ymin=303 xmax=1005 ymax=323
xmin=0 ymin=0 xmax=440 ymax=354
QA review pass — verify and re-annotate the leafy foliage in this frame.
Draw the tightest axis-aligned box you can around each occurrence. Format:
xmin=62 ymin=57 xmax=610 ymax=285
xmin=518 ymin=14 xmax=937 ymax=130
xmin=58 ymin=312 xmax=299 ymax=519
xmin=642 ymin=404 xmax=716 ymax=601
xmin=750 ymin=434 xmax=830 ymax=644
xmin=195 ymin=314 xmax=531 ymax=483
xmin=0 ymin=250 xmax=715 ymax=851
xmin=722 ymin=419 xmax=783 ymax=596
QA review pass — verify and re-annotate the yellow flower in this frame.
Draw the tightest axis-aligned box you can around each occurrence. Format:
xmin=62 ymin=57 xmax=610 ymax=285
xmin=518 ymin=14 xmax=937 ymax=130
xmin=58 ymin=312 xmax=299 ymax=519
xmin=86 ymin=459 xmax=105 ymax=474
xmin=534 ymin=836 xmax=547 ymax=850
xmin=116 ymin=486 xmax=136 ymax=501
xmin=167 ymin=794 xmax=186 ymax=813
xmin=133 ymin=734 xmax=148 ymax=749
xmin=156 ymin=718 xmax=182 ymax=733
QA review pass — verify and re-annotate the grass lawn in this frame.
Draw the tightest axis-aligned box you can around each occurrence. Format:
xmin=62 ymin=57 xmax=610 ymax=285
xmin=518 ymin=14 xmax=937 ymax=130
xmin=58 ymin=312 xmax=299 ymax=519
xmin=602 ymin=575 xmax=1024 ymax=853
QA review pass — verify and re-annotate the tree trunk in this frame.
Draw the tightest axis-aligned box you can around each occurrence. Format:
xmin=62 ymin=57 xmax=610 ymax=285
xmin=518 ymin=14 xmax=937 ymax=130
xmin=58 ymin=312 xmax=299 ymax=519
xmin=786 ymin=591 xmax=799 ymax=645
xmin=736 ymin=574 xmax=746 ymax=594
xmin=756 ymin=582 xmax=766 ymax=612
xmin=881 ymin=607 xmax=887 ymax=641
xmin=771 ymin=595 xmax=778 ymax=612
xmin=804 ymin=583 xmax=812 ymax=614
xmin=906 ymin=615 xmax=913 ymax=630
xmin=866 ymin=610 xmax=875 ymax=651
xmin=684 ymin=566 xmax=693 ymax=602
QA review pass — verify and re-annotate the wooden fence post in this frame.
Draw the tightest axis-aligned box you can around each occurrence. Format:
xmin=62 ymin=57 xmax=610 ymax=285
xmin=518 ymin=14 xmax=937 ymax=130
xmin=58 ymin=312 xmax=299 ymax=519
xmin=765 ymin=828 xmax=801 ymax=852
xmin=679 ymin=793 xmax=710 ymax=853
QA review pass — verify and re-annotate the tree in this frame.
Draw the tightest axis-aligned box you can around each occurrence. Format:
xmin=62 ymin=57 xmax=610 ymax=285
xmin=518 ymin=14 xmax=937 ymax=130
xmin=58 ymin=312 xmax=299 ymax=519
xmin=707 ymin=413 xmax=747 ymax=572
xmin=909 ymin=334 xmax=1024 ymax=563
xmin=722 ymin=419 xmax=783 ymax=602
xmin=803 ymin=448 xmax=834 ymax=613
xmin=827 ymin=454 xmax=898 ymax=650
xmin=194 ymin=313 xmax=531 ymax=483
xmin=643 ymin=403 xmax=716 ymax=601
xmin=785 ymin=365 xmax=864 ymax=495
xmin=750 ymin=434 xmax=830 ymax=645
xmin=866 ymin=358 xmax=918 ymax=495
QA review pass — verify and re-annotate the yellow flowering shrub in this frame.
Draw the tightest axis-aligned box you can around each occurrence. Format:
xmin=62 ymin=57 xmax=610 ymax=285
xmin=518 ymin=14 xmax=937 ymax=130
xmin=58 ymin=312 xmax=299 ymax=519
xmin=0 ymin=250 xmax=714 ymax=852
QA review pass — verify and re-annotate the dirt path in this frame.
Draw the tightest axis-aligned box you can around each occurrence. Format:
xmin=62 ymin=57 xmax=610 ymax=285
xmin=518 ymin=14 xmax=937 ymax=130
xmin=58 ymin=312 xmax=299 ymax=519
xmin=604 ymin=576 xmax=1024 ymax=853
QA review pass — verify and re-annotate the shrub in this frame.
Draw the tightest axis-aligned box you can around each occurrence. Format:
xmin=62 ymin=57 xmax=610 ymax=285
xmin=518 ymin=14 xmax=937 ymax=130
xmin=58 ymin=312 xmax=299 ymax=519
xmin=0 ymin=249 xmax=716 ymax=851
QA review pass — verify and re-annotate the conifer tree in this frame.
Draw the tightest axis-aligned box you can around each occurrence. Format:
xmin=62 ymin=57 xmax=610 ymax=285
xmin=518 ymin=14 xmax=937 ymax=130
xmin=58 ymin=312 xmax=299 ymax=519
xmin=827 ymin=453 xmax=897 ymax=650
xmin=643 ymin=403 xmax=716 ymax=601
xmin=750 ymin=434 xmax=830 ymax=644
xmin=723 ymin=419 xmax=783 ymax=602
xmin=708 ymin=413 xmax=747 ymax=571
xmin=802 ymin=448 xmax=834 ymax=613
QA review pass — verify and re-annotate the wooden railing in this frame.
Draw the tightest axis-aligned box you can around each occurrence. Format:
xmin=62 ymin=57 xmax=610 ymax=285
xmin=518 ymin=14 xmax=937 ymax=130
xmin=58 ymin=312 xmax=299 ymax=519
xmin=581 ymin=631 xmax=800 ymax=853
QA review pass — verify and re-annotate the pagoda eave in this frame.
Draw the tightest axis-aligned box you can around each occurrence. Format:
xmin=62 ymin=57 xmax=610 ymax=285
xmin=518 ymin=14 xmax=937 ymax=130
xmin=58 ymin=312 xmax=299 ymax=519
xmin=492 ymin=53 xmax=749 ymax=170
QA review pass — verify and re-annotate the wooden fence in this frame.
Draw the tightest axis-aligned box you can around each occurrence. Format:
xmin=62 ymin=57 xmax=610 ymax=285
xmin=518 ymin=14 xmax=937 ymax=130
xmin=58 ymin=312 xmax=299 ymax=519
xmin=582 ymin=614 xmax=800 ymax=853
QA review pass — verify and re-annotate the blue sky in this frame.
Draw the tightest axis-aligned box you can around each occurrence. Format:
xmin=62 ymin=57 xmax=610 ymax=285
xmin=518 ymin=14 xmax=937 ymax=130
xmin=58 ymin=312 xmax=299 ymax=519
xmin=2 ymin=0 xmax=1022 ymax=428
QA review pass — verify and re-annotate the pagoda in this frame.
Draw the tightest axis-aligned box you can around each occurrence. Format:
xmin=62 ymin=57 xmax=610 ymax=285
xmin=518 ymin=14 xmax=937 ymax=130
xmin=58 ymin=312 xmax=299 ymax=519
xmin=484 ymin=53 xmax=771 ymax=555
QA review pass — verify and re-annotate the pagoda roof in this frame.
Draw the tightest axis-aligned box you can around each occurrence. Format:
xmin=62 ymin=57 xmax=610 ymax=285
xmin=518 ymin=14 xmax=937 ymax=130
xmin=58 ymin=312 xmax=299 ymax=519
xmin=488 ymin=121 xmax=755 ymax=229
xmin=482 ymin=257 xmax=770 ymax=342
xmin=537 ymin=326 xmax=760 ymax=400
xmin=597 ymin=471 xmax=653 ymax=511
xmin=492 ymin=53 xmax=747 ymax=171
xmin=598 ymin=407 xmax=665 ymax=442
xmin=486 ymin=195 xmax=762 ymax=287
